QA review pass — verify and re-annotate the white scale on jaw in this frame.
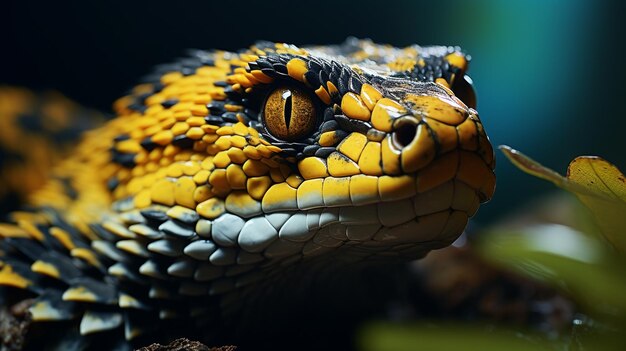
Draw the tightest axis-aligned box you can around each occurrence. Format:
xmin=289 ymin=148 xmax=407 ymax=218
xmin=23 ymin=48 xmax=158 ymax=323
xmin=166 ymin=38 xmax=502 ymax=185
xmin=134 ymin=179 xmax=480 ymax=273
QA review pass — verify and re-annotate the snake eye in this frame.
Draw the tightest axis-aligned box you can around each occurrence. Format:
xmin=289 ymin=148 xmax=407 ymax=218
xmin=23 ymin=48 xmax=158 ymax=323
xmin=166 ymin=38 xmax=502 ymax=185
xmin=451 ymin=74 xmax=477 ymax=109
xmin=263 ymin=85 xmax=317 ymax=141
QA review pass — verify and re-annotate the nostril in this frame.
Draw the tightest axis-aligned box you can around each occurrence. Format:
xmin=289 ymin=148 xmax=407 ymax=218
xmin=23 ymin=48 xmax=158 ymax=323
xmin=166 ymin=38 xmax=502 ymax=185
xmin=392 ymin=120 xmax=418 ymax=148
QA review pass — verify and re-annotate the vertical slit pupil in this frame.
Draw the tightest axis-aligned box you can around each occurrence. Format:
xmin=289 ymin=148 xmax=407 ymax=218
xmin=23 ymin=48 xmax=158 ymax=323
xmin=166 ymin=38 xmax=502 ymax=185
xmin=283 ymin=90 xmax=293 ymax=129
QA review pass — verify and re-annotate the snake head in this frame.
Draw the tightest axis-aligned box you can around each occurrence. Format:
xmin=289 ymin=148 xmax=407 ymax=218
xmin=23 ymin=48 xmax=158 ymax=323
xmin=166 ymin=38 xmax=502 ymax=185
xmin=212 ymin=40 xmax=496 ymax=260
xmin=105 ymin=39 xmax=496 ymax=290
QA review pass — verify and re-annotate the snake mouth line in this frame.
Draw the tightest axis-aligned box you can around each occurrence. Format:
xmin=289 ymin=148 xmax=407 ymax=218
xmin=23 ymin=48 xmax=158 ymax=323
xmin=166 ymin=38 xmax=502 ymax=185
xmin=218 ymin=178 xmax=482 ymax=263
xmin=281 ymin=179 xmax=478 ymax=245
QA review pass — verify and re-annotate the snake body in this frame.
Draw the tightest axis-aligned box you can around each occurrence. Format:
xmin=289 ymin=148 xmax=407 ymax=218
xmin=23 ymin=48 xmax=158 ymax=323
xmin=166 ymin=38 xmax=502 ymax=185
xmin=0 ymin=39 xmax=495 ymax=349
xmin=0 ymin=88 xmax=105 ymax=212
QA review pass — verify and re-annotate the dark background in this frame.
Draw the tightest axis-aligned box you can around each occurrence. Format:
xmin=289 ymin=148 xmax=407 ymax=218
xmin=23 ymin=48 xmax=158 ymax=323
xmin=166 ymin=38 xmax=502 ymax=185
xmin=2 ymin=0 xmax=625 ymax=224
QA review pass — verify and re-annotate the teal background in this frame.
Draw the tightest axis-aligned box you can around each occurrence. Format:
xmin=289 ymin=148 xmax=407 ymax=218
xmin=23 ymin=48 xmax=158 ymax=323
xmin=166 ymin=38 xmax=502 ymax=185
xmin=2 ymin=0 xmax=625 ymax=223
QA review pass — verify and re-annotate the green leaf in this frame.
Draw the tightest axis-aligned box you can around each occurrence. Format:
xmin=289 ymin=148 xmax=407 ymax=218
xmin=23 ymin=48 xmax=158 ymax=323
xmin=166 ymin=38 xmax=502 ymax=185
xmin=479 ymin=224 xmax=626 ymax=318
xmin=500 ymin=146 xmax=626 ymax=252
xmin=358 ymin=323 xmax=557 ymax=351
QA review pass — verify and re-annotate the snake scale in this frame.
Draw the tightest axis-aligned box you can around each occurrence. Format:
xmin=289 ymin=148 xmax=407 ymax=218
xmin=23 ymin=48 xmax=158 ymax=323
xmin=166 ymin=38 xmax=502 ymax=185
xmin=0 ymin=38 xmax=495 ymax=350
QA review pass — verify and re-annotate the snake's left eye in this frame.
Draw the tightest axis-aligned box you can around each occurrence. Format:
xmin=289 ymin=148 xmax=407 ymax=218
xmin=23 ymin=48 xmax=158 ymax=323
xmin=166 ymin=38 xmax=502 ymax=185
xmin=263 ymin=85 xmax=317 ymax=141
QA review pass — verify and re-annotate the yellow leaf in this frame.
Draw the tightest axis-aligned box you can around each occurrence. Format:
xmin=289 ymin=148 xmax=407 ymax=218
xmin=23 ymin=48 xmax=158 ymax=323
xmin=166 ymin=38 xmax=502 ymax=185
xmin=500 ymin=145 xmax=626 ymax=252
xmin=567 ymin=157 xmax=626 ymax=251
xmin=567 ymin=157 xmax=626 ymax=200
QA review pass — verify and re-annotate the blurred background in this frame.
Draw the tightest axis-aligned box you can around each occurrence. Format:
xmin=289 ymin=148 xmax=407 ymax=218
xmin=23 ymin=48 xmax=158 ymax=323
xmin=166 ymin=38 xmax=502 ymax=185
xmin=1 ymin=0 xmax=625 ymax=224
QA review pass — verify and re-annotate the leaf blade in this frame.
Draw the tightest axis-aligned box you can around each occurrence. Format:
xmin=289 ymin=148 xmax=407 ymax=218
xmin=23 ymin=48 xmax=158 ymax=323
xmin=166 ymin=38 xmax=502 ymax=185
xmin=500 ymin=145 xmax=626 ymax=252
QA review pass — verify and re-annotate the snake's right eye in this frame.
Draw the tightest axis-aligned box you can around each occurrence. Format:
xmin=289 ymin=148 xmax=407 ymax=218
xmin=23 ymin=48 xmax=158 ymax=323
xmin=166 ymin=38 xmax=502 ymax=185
xmin=263 ymin=85 xmax=317 ymax=141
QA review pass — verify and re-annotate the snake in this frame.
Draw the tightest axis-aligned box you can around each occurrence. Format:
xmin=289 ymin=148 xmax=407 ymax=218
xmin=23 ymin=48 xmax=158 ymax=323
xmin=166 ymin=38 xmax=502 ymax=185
xmin=0 ymin=38 xmax=495 ymax=350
